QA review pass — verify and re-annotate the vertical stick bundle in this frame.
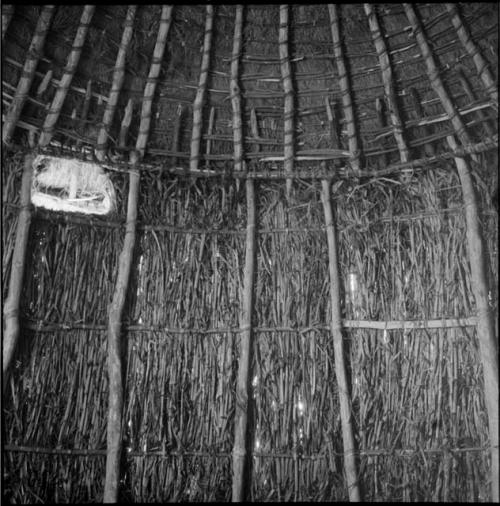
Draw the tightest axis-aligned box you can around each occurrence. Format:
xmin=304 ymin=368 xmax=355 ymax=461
xmin=2 ymin=5 xmax=55 ymax=145
xmin=190 ymin=5 xmax=214 ymax=172
xmin=2 ymin=153 xmax=35 ymax=391
xmin=38 ymin=5 xmax=96 ymax=147
xmin=321 ymin=180 xmax=361 ymax=502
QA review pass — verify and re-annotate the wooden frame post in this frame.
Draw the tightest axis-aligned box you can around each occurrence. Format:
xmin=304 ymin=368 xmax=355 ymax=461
xmin=230 ymin=5 xmax=256 ymax=502
xmin=321 ymin=179 xmax=361 ymax=502
xmin=2 ymin=153 xmax=35 ymax=391
xmin=447 ymin=135 xmax=499 ymax=502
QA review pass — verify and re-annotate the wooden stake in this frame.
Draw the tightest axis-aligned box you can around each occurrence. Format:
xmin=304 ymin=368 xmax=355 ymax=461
xmin=445 ymin=3 xmax=498 ymax=108
xmin=190 ymin=5 xmax=214 ymax=172
xmin=2 ymin=5 xmax=55 ymax=145
xmin=328 ymin=4 xmax=361 ymax=177
xmin=2 ymin=153 xmax=35 ymax=390
xmin=96 ymin=5 xmax=137 ymax=160
xmin=233 ymin=176 xmax=256 ymax=502
xmin=39 ymin=5 xmax=95 ymax=147
xmin=447 ymin=134 xmax=499 ymax=503
xmin=103 ymin=153 xmax=139 ymax=503
xmin=321 ymin=179 xmax=361 ymax=502
xmin=279 ymin=4 xmax=295 ymax=198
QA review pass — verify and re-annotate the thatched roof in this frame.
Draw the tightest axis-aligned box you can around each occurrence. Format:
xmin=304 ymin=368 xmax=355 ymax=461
xmin=1 ymin=3 xmax=498 ymax=503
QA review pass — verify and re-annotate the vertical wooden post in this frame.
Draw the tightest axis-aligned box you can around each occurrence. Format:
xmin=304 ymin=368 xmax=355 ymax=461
xmin=38 ymin=5 xmax=95 ymax=147
xmin=278 ymin=4 xmax=295 ymax=198
xmin=447 ymin=135 xmax=499 ymax=502
xmin=233 ymin=178 xmax=256 ymax=502
xmin=96 ymin=5 xmax=137 ymax=160
xmin=2 ymin=153 xmax=35 ymax=391
xmin=321 ymin=180 xmax=361 ymax=502
xmin=103 ymin=6 xmax=173 ymax=502
xmin=2 ymin=5 xmax=55 ymax=145
xmin=190 ymin=5 xmax=214 ymax=172
xmin=230 ymin=5 xmax=255 ymax=502
xmin=104 ymin=153 xmax=139 ymax=503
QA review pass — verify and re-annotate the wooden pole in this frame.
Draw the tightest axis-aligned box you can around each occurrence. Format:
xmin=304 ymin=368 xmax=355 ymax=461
xmin=103 ymin=6 xmax=173 ymax=502
xmin=447 ymin=134 xmax=499 ymax=502
xmin=233 ymin=177 xmax=256 ymax=502
xmin=96 ymin=5 xmax=137 ymax=160
xmin=321 ymin=179 xmax=361 ymax=502
xmin=103 ymin=152 xmax=139 ymax=503
xmin=230 ymin=6 xmax=255 ymax=502
xmin=403 ymin=4 xmax=473 ymax=149
xmin=38 ymin=5 xmax=95 ymax=147
xmin=445 ymin=3 xmax=498 ymax=108
xmin=278 ymin=4 xmax=295 ymax=198
xmin=328 ymin=4 xmax=361 ymax=177
xmin=2 ymin=5 xmax=55 ymax=145
xmin=2 ymin=153 xmax=35 ymax=391
xmin=190 ymin=5 xmax=214 ymax=172
xmin=365 ymin=3 xmax=410 ymax=180
xmin=230 ymin=5 xmax=244 ymax=175
xmin=135 ymin=6 xmax=173 ymax=158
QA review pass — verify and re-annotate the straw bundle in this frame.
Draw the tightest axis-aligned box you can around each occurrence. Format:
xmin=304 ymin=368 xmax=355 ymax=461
xmin=31 ymin=155 xmax=116 ymax=215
